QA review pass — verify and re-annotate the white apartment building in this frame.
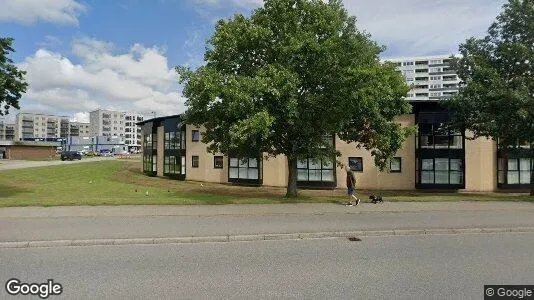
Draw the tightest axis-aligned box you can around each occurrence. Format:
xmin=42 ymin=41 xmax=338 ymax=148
xmin=70 ymin=122 xmax=91 ymax=138
xmin=0 ymin=119 xmax=15 ymax=141
xmin=89 ymin=109 xmax=126 ymax=138
xmin=386 ymin=55 xmax=461 ymax=101
xmin=15 ymin=113 xmax=70 ymax=141
xmin=124 ymin=112 xmax=143 ymax=151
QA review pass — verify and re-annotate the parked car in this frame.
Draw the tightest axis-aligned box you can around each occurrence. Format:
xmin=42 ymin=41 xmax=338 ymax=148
xmin=87 ymin=151 xmax=100 ymax=157
xmin=116 ymin=150 xmax=131 ymax=158
xmin=61 ymin=151 xmax=82 ymax=161
xmin=77 ymin=150 xmax=88 ymax=156
xmin=99 ymin=149 xmax=114 ymax=157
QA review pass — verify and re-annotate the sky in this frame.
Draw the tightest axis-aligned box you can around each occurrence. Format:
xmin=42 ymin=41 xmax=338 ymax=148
xmin=0 ymin=0 xmax=507 ymax=123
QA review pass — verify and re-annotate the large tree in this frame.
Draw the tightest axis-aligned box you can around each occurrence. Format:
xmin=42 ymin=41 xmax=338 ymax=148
xmin=0 ymin=37 xmax=27 ymax=115
xmin=177 ymin=0 xmax=412 ymax=197
xmin=445 ymin=0 xmax=534 ymax=194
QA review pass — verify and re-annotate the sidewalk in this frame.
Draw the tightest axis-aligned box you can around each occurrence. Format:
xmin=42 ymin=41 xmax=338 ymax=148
xmin=2 ymin=201 xmax=534 ymax=218
xmin=0 ymin=157 xmax=116 ymax=171
xmin=1 ymin=202 xmax=533 ymax=248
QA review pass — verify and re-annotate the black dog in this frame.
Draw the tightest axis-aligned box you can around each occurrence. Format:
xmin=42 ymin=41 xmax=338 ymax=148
xmin=369 ymin=195 xmax=383 ymax=204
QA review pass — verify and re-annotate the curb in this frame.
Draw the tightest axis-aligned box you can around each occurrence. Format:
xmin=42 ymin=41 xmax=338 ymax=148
xmin=1 ymin=227 xmax=533 ymax=249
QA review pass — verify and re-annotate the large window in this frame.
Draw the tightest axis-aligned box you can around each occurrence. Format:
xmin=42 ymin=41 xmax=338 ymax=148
xmin=229 ymin=157 xmax=259 ymax=180
xmin=143 ymin=134 xmax=153 ymax=150
xmin=419 ymin=123 xmax=462 ymax=149
xmin=143 ymin=154 xmax=152 ymax=173
xmin=164 ymin=131 xmax=181 ymax=149
xmin=142 ymin=133 xmax=156 ymax=174
xmin=498 ymin=158 xmax=532 ymax=185
xmin=164 ymin=155 xmax=180 ymax=174
xmin=297 ymin=158 xmax=335 ymax=182
xmin=142 ymin=154 xmax=156 ymax=173
xmin=163 ymin=118 xmax=186 ymax=179
xmin=420 ymin=158 xmax=463 ymax=184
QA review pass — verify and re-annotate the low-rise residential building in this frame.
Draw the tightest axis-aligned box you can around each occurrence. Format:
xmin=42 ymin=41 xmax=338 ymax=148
xmin=136 ymin=113 xmax=507 ymax=192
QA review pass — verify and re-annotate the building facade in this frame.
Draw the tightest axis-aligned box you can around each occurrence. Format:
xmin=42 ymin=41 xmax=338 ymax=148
xmin=0 ymin=141 xmax=56 ymax=160
xmin=137 ymin=114 xmax=506 ymax=192
xmin=15 ymin=113 xmax=70 ymax=141
xmin=89 ymin=109 xmax=126 ymax=138
xmin=136 ymin=54 xmax=529 ymax=192
xmin=387 ymin=55 xmax=461 ymax=102
xmin=70 ymin=122 xmax=91 ymax=138
xmin=0 ymin=119 xmax=15 ymax=141
xmin=124 ymin=112 xmax=143 ymax=152
xmin=66 ymin=136 xmax=127 ymax=153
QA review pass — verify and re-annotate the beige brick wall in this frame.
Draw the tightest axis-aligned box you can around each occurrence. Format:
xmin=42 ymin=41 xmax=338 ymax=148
xmin=185 ymin=125 xmax=227 ymax=183
xmin=335 ymin=114 xmax=416 ymax=190
xmin=464 ymin=133 xmax=497 ymax=192
xmin=262 ymin=155 xmax=288 ymax=187
xmin=7 ymin=146 xmax=56 ymax=160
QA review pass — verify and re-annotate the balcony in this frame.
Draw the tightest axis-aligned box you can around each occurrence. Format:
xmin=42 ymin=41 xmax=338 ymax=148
xmin=443 ymin=76 xmax=458 ymax=81
xmin=415 ymin=60 xmax=428 ymax=65
xmin=429 ymin=70 xmax=457 ymax=76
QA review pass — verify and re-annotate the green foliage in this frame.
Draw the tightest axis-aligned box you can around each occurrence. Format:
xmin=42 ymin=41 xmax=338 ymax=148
xmin=0 ymin=37 xmax=28 ymax=116
xmin=446 ymin=0 xmax=534 ymax=148
xmin=177 ymin=0 xmax=412 ymax=193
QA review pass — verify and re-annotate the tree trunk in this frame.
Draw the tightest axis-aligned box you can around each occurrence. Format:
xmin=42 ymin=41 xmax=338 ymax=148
xmin=285 ymin=156 xmax=298 ymax=198
xmin=530 ymin=145 xmax=534 ymax=196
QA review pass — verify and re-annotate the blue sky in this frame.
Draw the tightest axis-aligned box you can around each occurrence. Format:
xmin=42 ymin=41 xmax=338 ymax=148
xmin=0 ymin=0 xmax=506 ymax=123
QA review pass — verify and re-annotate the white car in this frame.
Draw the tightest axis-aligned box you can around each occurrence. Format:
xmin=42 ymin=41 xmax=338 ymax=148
xmin=116 ymin=151 xmax=131 ymax=158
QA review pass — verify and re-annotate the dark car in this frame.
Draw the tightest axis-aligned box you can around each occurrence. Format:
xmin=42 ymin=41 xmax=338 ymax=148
xmin=61 ymin=151 xmax=82 ymax=161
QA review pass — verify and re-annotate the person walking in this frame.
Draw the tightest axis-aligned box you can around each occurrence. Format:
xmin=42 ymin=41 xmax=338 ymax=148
xmin=345 ymin=165 xmax=360 ymax=206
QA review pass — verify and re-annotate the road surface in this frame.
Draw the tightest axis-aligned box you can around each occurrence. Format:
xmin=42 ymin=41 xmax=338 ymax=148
xmin=1 ymin=233 xmax=532 ymax=299
xmin=1 ymin=203 xmax=534 ymax=242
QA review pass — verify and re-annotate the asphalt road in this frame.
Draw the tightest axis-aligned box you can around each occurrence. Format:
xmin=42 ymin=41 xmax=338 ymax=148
xmin=1 ymin=233 xmax=533 ymax=299
xmin=2 ymin=210 xmax=534 ymax=242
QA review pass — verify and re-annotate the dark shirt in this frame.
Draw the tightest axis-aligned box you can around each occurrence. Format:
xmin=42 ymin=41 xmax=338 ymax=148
xmin=346 ymin=171 xmax=356 ymax=188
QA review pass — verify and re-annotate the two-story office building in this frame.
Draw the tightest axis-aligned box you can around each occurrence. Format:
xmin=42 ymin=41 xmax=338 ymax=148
xmin=136 ymin=55 xmax=525 ymax=192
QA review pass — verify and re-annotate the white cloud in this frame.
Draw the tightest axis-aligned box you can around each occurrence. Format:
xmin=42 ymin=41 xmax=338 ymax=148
xmin=71 ymin=112 xmax=90 ymax=123
xmin=343 ymin=0 xmax=507 ymax=57
xmin=189 ymin=0 xmax=505 ymax=57
xmin=0 ymin=0 xmax=87 ymax=26
xmin=189 ymin=0 xmax=261 ymax=9
xmin=17 ymin=37 xmax=185 ymax=120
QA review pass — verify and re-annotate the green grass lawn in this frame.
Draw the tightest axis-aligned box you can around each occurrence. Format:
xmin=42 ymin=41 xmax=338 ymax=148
xmin=0 ymin=160 xmax=532 ymax=207
xmin=20 ymin=156 xmax=61 ymax=161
